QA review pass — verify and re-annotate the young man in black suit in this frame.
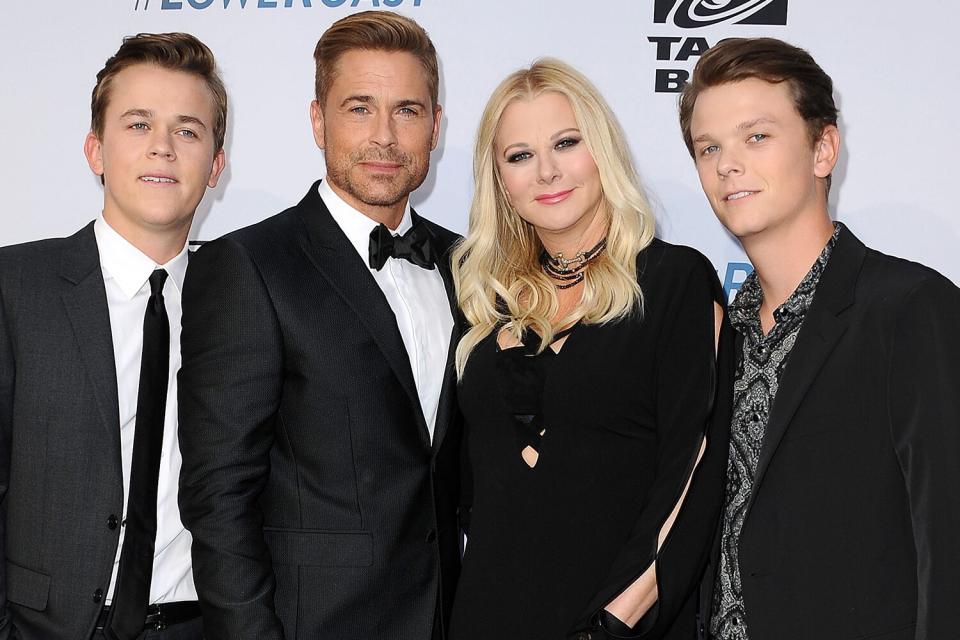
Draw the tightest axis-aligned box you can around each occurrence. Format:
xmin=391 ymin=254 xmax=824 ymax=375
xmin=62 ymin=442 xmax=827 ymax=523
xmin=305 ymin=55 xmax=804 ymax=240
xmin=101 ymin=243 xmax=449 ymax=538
xmin=177 ymin=11 xmax=461 ymax=640
xmin=680 ymin=37 xmax=960 ymax=640
xmin=0 ymin=33 xmax=226 ymax=639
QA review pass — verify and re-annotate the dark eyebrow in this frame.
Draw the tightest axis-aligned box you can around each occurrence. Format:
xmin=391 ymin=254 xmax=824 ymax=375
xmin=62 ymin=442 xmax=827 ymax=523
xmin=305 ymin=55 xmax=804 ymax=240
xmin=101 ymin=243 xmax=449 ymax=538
xmin=501 ymin=141 xmax=529 ymax=155
xmin=501 ymin=127 xmax=582 ymax=155
xmin=177 ymin=115 xmax=208 ymax=130
xmin=551 ymin=127 xmax=580 ymax=140
xmin=396 ymin=99 xmax=427 ymax=110
xmin=340 ymin=95 xmax=375 ymax=107
xmin=737 ymin=117 xmax=776 ymax=131
xmin=120 ymin=108 xmax=153 ymax=119
xmin=693 ymin=117 xmax=777 ymax=145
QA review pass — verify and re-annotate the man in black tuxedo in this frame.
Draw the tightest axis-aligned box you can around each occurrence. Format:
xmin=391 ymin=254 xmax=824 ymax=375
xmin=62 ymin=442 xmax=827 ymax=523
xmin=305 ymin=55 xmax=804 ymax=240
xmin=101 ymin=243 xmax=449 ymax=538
xmin=680 ymin=38 xmax=960 ymax=639
xmin=0 ymin=33 xmax=226 ymax=639
xmin=178 ymin=11 xmax=461 ymax=640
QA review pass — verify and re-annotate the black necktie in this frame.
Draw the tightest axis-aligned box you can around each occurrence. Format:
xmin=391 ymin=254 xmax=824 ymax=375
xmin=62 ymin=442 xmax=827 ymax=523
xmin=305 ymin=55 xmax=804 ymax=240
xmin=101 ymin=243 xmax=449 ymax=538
xmin=107 ymin=269 xmax=170 ymax=640
xmin=368 ymin=221 xmax=435 ymax=271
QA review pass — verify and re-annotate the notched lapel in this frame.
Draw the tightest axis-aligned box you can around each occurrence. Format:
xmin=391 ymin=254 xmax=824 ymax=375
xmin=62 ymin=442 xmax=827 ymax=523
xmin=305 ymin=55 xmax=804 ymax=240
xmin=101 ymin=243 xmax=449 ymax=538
xmin=295 ymin=184 xmax=430 ymax=446
xmin=747 ymin=227 xmax=866 ymax=513
xmin=58 ymin=223 xmax=121 ymax=454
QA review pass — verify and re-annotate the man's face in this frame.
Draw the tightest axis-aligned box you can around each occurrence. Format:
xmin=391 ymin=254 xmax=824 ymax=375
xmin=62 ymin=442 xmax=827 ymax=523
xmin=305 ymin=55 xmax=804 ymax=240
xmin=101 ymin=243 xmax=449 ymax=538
xmin=84 ymin=63 xmax=225 ymax=242
xmin=310 ymin=49 xmax=441 ymax=221
xmin=688 ymin=78 xmax=837 ymax=241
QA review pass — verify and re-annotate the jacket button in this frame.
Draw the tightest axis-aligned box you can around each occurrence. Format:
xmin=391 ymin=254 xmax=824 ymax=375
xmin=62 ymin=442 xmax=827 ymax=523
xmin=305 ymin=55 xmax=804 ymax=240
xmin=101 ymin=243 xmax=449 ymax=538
xmin=93 ymin=588 xmax=103 ymax=603
xmin=575 ymin=633 xmax=592 ymax=640
xmin=107 ymin=514 xmax=119 ymax=530
xmin=425 ymin=529 xmax=437 ymax=543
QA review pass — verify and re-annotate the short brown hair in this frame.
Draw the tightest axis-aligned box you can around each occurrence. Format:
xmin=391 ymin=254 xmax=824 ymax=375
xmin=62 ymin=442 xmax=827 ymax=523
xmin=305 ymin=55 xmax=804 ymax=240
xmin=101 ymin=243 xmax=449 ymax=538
xmin=91 ymin=32 xmax=227 ymax=151
xmin=313 ymin=11 xmax=439 ymax=109
xmin=679 ymin=37 xmax=838 ymax=158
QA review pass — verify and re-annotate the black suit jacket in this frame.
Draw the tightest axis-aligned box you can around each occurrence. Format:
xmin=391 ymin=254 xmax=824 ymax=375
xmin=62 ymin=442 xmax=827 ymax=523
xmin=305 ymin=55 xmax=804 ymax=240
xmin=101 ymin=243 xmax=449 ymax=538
xmin=0 ymin=223 xmax=127 ymax=639
xmin=700 ymin=226 xmax=960 ymax=639
xmin=178 ymin=182 xmax=462 ymax=640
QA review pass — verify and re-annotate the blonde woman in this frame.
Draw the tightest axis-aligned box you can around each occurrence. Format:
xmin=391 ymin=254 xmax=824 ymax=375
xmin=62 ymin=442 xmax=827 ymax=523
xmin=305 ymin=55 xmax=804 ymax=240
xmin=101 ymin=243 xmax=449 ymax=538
xmin=448 ymin=59 xmax=732 ymax=639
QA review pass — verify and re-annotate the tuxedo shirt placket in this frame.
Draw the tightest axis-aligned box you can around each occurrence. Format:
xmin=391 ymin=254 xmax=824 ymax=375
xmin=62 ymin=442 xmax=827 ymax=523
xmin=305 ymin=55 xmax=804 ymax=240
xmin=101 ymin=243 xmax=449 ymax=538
xmin=317 ymin=180 xmax=453 ymax=439
xmin=711 ymin=224 xmax=841 ymax=639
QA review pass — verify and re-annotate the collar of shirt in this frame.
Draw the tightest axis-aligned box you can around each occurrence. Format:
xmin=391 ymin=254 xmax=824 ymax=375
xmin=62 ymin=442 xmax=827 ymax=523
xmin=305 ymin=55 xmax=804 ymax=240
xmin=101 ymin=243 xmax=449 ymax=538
xmin=93 ymin=214 xmax=188 ymax=300
xmin=317 ymin=178 xmax=413 ymax=265
xmin=729 ymin=221 xmax=843 ymax=337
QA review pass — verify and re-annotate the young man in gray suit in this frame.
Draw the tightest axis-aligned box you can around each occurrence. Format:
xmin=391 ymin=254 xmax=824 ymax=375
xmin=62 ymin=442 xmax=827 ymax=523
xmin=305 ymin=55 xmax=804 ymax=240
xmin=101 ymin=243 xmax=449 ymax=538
xmin=0 ymin=33 xmax=226 ymax=639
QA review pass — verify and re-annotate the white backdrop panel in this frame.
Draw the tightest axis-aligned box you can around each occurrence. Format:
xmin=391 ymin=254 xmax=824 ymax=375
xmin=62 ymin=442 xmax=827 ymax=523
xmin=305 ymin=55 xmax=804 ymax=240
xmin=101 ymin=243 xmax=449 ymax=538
xmin=2 ymin=0 xmax=957 ymax=296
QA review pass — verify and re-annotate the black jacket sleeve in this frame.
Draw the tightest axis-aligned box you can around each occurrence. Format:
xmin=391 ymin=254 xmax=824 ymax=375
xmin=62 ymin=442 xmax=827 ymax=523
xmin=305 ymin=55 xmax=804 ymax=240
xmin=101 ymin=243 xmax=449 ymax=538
xmin=887 ymin=274 xmax=960 ymax=640
xmin=178 ymin=238 xmax=286 ymax=640
xmin=574 ymin=251 xmax=732 ymax=639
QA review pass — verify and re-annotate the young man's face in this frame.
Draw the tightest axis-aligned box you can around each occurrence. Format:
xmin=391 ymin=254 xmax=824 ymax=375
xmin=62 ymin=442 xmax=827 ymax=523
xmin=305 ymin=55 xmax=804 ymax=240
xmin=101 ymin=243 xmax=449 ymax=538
xmin=84 ymin=63 xmax=225 ymax=243
xmin=310 ymin=49 xmax=441 ymax=221
xmin=688 ymin=77 xmax=837 ymax=242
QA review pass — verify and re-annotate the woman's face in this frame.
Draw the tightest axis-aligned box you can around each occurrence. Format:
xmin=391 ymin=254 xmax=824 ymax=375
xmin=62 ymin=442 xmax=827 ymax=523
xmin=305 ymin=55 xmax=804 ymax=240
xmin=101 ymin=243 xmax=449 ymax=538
xmin=494 ymin=91 xmax=604 ymax=244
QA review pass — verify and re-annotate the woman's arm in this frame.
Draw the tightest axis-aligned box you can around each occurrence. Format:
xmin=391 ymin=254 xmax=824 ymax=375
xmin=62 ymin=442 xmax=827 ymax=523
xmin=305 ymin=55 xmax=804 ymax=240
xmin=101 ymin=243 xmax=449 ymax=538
xmin=603 ymin=300 xmax=721 ymax=627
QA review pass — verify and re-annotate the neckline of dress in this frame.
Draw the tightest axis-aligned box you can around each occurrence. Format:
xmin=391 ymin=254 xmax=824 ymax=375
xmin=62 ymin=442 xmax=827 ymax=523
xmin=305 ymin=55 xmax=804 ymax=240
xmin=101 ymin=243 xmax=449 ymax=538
xmin=496 ymin=322 xmax=580 ymax=357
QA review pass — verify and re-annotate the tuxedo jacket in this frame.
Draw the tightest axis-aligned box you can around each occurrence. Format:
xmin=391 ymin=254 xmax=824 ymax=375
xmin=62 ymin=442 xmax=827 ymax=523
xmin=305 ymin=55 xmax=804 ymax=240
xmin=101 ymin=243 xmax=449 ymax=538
xmin=699 ymin=226 xmax=960 ymax=640
xmin=178 ymin=182 xmax=462 ymax=640
xmin=0 ymin=223 xmax=127 ymax=639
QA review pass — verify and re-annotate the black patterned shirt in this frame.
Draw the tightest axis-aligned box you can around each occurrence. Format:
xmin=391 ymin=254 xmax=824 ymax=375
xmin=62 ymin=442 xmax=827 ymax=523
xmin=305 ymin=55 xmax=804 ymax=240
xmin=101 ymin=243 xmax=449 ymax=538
xmin=710 ymin=223 xmax=841 ymax=639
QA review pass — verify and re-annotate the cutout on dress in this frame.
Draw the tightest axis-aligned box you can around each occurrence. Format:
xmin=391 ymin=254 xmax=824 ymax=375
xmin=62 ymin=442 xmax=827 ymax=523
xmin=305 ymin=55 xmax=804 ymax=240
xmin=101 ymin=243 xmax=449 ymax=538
xmin=521 ymin=445 xmax=540 ymax=468
xmin=520 ymin=428 xmax=547 ymax=468
xmin=494 ymin=325 xmax=572 ymax=471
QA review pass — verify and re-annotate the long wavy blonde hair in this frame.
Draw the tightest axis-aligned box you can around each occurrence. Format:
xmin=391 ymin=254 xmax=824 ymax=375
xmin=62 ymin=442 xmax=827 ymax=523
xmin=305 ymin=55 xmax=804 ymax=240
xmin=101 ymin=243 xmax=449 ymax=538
xmin=452 ymin=58 xmax=656 ymax=377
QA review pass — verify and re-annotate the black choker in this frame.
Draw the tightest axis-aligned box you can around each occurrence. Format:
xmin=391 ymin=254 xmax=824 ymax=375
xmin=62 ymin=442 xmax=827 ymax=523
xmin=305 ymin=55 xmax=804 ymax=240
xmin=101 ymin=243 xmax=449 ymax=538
xmin=539 ymin=238 xmax=607 ymax=289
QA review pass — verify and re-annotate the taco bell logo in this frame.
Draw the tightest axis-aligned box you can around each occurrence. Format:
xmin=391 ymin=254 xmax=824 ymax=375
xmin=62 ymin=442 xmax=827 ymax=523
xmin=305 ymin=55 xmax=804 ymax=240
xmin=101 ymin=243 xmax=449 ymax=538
xmin=654 ymin=0 xmax=788 ymax=28
xmin=649 ymin=0 xmax=788 ymax=92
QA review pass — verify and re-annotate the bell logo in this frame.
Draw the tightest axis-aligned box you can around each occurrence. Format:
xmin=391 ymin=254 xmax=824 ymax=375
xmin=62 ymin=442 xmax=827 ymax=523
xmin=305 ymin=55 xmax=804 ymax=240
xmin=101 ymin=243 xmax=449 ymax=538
xmin=654 ymin=0 xmax=788 ymax=28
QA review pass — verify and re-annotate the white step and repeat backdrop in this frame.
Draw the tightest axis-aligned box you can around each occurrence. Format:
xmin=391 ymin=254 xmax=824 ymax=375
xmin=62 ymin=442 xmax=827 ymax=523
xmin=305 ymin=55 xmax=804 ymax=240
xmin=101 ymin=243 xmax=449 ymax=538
xmin=2 ymin=0 xmax=958 ymax=300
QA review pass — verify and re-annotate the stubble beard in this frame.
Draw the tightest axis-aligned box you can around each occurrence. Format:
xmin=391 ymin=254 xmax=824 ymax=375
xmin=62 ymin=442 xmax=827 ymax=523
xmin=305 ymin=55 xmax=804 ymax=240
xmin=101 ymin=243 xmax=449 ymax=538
xmin=325 ymin=147 xmax=429 ymax=208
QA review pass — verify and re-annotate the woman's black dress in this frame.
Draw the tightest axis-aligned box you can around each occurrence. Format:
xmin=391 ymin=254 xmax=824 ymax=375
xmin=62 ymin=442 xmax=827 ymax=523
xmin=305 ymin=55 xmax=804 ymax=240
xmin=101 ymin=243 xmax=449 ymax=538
xmin=449 ymin=240 xmax=732 ymax=639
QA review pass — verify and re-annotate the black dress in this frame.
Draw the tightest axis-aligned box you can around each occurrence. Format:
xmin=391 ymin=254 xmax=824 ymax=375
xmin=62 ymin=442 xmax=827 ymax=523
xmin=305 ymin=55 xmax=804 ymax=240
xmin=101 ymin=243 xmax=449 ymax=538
xmin=449 ymin=240 xmax=733 ymax=640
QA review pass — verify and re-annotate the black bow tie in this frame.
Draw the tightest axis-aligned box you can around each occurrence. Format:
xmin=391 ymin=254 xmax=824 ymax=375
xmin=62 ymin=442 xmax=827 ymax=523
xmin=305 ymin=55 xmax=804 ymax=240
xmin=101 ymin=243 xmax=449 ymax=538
xmin=368 ymin=221 xmax=435 ymax=271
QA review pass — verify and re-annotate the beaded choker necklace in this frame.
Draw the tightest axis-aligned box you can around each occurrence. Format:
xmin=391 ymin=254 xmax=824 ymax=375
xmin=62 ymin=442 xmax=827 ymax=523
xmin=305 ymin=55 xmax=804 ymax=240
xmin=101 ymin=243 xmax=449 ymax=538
xmin=539 ymin=238 xmax=607 ymax=289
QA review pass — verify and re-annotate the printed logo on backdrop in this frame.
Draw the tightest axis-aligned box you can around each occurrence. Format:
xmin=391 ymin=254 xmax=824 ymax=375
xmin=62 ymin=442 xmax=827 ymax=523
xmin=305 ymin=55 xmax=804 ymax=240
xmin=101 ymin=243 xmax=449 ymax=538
xmin=133 ymin=0 xmax=421 ymax=10
xmin=720 ymin=261 xmax=753 ymax=303
xmin=649 ymin=0 xmax=788 ymax=93
xmin=653 ymin=0 xmax=787 ymax=28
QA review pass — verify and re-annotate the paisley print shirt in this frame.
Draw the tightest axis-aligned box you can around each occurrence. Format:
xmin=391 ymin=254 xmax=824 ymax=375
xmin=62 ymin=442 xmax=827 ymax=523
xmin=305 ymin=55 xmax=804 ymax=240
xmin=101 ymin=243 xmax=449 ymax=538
xmin=710 ymin=223 xmax=841 ymax=639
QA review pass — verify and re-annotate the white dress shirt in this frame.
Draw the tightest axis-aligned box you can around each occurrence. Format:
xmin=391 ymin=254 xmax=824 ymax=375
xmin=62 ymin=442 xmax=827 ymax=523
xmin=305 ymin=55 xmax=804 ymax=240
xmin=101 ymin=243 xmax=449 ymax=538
xmin=94 ymin=215 xmax=196 ymax=605
xmin=318 ymin=180 xmax=453 ymax=439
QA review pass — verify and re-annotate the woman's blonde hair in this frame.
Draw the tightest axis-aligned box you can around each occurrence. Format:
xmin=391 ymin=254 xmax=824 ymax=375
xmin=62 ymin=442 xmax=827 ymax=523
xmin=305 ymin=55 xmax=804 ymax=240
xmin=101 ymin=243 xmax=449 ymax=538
xmin=452 ymin=58 xmax=656 ymax=377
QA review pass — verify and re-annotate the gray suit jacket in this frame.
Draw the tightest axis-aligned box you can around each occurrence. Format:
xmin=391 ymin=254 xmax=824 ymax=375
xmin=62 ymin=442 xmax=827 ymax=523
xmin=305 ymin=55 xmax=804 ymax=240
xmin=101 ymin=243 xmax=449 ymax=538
xmin=0 ymin=222 xmax=125 ymax=639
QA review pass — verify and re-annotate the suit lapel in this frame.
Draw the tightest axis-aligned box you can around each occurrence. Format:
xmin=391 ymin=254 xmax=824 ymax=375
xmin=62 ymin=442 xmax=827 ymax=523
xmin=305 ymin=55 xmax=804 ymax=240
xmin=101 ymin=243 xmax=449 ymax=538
xmin=295 ymin=183 xmax=430 ymax=445
xmin=746 ymin=227 xmax=866 ymax=515
xmin=58 ymin=222 xmax=121 ymax=453
xmin=421 ymin=215 xmax=461 ymax=456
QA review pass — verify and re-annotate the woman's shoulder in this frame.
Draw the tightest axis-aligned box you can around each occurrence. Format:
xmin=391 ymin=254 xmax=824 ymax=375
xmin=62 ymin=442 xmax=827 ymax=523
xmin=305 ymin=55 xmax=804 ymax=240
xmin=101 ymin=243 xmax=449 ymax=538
xmin=635 ymin=237 xmax=718 ymax=289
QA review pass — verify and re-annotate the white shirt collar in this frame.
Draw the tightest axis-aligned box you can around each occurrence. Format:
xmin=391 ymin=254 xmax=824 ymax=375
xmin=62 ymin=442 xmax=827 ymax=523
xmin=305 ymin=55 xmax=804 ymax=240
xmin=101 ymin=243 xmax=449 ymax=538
xmin=94 ymin=214 xmax=189 ymax=300
xmin=317 ymin=179 xmax=413 ymax=263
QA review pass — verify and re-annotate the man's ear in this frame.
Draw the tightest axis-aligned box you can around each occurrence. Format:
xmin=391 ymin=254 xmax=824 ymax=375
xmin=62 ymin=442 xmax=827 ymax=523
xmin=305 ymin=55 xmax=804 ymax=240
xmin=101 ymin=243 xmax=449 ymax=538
xmin=430 ymin=103 xmax=442 ymax=151
xmin=207 ymin=148 xmax=226 ymax=188
xmin=84 ymin=130 xmax=105 ymax=177
xmin=310 ymin=100 xmax=326 ymax=150
xmin=814 ymin=124 xmax=840 ymax=179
